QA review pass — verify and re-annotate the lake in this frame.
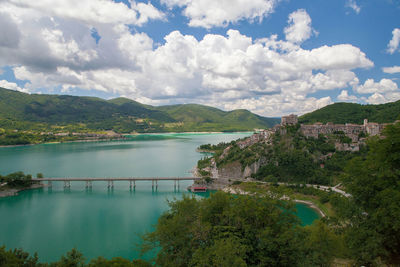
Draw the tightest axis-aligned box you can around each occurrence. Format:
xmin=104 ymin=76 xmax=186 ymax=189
xmin=0 ymin=133 xmax=319 ymax=262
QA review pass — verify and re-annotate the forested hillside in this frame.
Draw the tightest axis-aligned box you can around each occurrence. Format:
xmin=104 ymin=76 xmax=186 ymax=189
xmin=299 ymin=101 xmax=400 ymax=124
xmin=0 ymin=87 xmax=279 ymax=133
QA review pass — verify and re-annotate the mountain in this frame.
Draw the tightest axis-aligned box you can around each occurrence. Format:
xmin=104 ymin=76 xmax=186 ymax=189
xmin=0 ymin=87 xmax=278 ymax=132
xmin=299 ymin=101 xmax=400 ymax=124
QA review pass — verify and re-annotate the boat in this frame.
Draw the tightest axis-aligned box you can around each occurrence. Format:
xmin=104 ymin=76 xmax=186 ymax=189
xmin=189 ymin=186 xmax=207 ymax=192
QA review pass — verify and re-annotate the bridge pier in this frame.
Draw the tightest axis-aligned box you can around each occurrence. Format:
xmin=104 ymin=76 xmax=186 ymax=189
xmin=36 ymin=177 xmax=200 ymax=190
xmin=86 ymin=180 xmax=92 ymax=188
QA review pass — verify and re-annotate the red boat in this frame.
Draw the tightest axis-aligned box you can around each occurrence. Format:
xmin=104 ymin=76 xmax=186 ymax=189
xmin=190 ymin=186 xmax=207 ymax=192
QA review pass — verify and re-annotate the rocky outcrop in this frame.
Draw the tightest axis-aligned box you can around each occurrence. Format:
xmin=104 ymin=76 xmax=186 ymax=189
xmin=243 ymin=157 xmax=266 ymax=178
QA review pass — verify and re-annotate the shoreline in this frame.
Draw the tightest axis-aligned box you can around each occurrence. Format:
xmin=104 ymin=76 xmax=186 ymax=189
xmin=0 ymin=131 xmax=252 ymax=148
xmin=221 ymin=186 xmax=326 ymax=218
xmin=0 ymin=183 xmax=46 ymax=198
xmin=293 ymin=199 xmax=326 ymax=218
xmin=0 ymin=137 xmax=127 ymax=148
xmin=127 ymin=131 xmax=252 ymax=135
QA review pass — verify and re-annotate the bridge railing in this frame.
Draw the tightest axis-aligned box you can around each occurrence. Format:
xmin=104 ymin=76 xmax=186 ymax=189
xmin=32 ymin=177 xmax=203 ymax=189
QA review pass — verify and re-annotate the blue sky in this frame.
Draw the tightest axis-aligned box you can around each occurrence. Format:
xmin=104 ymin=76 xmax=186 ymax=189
xmin=0 ymin=0 xmax=399 ymax=116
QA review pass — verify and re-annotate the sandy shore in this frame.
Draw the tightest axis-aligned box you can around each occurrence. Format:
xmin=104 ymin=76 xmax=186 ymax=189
xmin=293 ymin=199 xmax=326 ymax=217
xmin=222 ymin=186 xmax=326 ymax=218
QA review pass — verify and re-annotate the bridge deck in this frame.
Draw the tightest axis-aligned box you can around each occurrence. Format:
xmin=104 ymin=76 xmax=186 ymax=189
xmin=34 ymin=177 xmax=202 ymax=182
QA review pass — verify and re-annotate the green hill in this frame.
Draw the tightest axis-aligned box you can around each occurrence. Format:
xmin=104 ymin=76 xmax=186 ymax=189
xmin=0 ymin=87 xmax=278 ymax=133
xmin=299 ymin=101 xmax=400 ymax=124
xmin=158 ymin=104 xmax=280 ymax=131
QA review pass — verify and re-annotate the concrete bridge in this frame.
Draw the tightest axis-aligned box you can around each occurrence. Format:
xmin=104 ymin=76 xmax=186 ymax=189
xmin=33 ymin=177 xmax=202 ymax=189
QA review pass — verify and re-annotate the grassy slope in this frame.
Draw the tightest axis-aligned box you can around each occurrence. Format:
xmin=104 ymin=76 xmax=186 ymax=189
xmin=299 ymin=101 xmax=400 ymax=124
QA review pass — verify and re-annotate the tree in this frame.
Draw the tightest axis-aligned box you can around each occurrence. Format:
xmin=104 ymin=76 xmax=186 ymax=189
xmin=87 ymin=256 xmax=151 ymax=267
xmin=343 ymin=122 xmax=400 ymax=265
xmin=54 ymin=248 xmax=85 ymax=267
xmin=0 ymin=246 xmax=40 ymax=267
xmin=4 ymin=172 xmax=33 ymax=187
xmin=141 ymin=191 xmax=335 ymax=266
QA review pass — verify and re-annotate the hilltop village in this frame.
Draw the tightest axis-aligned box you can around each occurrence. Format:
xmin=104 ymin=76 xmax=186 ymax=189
xmin=197 ymin=115 xmax=393 ymax=189
xmin=245 ymin=114 xmax=389 ymax=153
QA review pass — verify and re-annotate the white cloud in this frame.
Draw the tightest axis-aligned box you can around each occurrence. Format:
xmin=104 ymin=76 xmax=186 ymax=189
xmin=355 ymin=78 xmax=400 ymax=105
xmin=42 ymin=28 xmax=98 ymax=65
xmin=355 ymin=78 xmax=399 ymax=94
xmin=160 ymin=0 xmax=278 ymax=28
xmin=346 ymin=0 xmax=361 ymax=14
xmin=364 ymin=92 xmax=400 ymax=105
xmin=0 ymin=1 xmax=383 ymax=116
xmin=5 ymin=0 xmax=165 ymax=26
xmin=387 ymin=28 xmax=400 ymax=54
xmin=310 ymin=70 xmax=359 ymax=91
xmin=0 ymin=79 xmax=30 ymax=93
xmin=284 ymin=9 xmax=316 ymax=44
xmin=13 ymin=28 xmax=374 ymax=116
xmin=337 ymin=90 xmax=358 ymax=101
xmin=366 ymin=93 xmax=386 ymax=104
xmin=382 ymin=66 xmax=400 ymax=74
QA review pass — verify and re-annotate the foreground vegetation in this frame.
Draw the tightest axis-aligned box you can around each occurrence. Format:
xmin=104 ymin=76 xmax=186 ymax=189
xmin=0 ymin=247 xmax=150 ymax=267
xmin=141 ymin=192 xmax=346 ymax=267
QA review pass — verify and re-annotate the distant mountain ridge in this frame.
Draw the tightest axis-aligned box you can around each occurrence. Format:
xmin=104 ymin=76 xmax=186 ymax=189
xmin=0 ymin=87 xmax=280 ymax=133
xmin=299 ymin=101 xmax=400 ymax=124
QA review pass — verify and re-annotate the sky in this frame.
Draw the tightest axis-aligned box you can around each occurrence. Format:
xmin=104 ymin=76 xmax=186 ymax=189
xmin=0 ymin=0 xmax=399 ymax=117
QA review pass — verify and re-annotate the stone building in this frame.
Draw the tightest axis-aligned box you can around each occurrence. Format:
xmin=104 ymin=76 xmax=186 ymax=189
xmin=281 ymin=114 xmax=298 ymax=126
xmin=275 ymin=115 xmax=386 ymax=143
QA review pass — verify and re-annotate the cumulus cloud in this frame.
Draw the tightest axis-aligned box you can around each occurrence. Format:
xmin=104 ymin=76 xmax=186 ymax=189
xmin=5 ymin=0 xmax=165 ymax=26
xmin=0 ymin=79 xmax=30 ymax=93
xmin=346 ymin=0 xmax=361 ymax=14
xmin=387 ymin=28 xmax=400 ymax=54
xmin=337 ymin=90 xmax=358 ymax=101
xmin=161 ymin=0 xmax=278 ymax=28
xmin=354 ymin=78 xmax=399 ymax=94
xmin=365 ymin=92 xmax=400 ymax=105
xmin=354 ymin=78 xmax=400 ymax=104
xmin=382 ymin=66 xmax=400 ymax=74
xmin=284 ymin=9 xmax=316 ymax=44
xmin=0 ymin=1 xmax=384 ymax=116
xmin=10 ymin=27 xmax=374 ymax=116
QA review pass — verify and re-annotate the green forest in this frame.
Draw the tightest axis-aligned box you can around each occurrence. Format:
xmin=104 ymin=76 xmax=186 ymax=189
xmin=299 ymin=101 xmax=400 ymax=124
xmin=0 ymin=87 xmax=279 ymax=137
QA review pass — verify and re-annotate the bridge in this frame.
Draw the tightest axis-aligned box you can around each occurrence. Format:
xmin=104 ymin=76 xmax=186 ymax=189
xmin=33 ymin=177 xmax=203 ymax=189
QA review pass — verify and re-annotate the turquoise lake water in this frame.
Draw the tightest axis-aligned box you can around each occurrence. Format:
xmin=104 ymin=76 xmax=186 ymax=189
xmin=0 ymin=133 xmax=319 ymax=262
